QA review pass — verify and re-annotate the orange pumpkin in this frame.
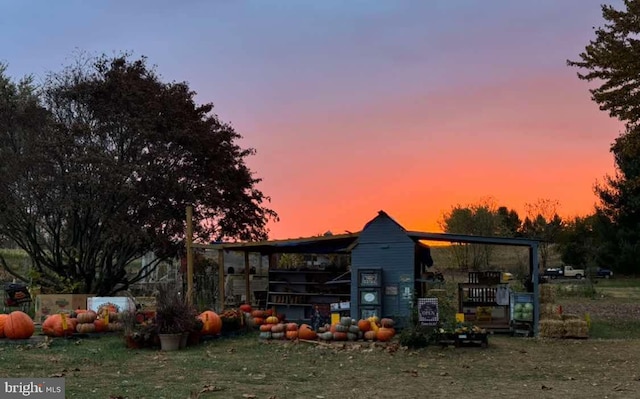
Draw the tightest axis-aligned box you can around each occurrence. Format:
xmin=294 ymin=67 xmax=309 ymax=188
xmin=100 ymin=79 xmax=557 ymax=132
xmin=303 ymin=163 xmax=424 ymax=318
xmin=239 ymin=304 xmax=252 ymax=313
xmin=42 ymin=313 xmax=77 ymax=337
xmin=357 ymin=319 xmax=371 ymax=332
xmin=198 ymin=311 xmax=222 ymax=335
xmin=0 ymin=314 xmax=8 ymax=338
xmin=93 ymin=319 xmax=108 ymax=333
xmin=4 ymin=311 xmax=35 ymax=340
xmin=376 ymin=327 xmax=395 ymax=342
xmin=251 ymin=310 xmax=265 ymax=318
xmin=253 ymin=317 xmax=264 ymax=326
xmin=298 ymin=324 xmax=317 ymax=340
xmin=333 ymin=332 xmax=347 ymax=341
xmin=264 ymin=309 xmax=274 ymax=317
xmin=260 ymin=324 xmax=273 ymax=332
xmin=285 ymin=323 xmax=298 ymax=331
xmin=285 ymin=330 xmax=298 ymax=340
xmin=329 ymin=323 xmax=338 ymax=334
xmin=76 ymin=323 xmax=96 ymax=334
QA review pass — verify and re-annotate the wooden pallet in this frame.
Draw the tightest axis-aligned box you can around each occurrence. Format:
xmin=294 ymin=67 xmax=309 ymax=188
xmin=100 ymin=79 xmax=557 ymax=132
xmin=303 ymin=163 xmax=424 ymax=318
xmin=438 ymin=332 xmax=489 ymax=348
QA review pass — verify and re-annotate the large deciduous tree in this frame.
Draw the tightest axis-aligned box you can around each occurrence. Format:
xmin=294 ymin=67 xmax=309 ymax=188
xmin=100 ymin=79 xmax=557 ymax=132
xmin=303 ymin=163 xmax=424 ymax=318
xmin=520 ymin=199 xmax=563 ymax=270
xmin=0 ymin=55 xmax=278 ymax=294
xmin=568 ymin=0 xmax=640 ymax=274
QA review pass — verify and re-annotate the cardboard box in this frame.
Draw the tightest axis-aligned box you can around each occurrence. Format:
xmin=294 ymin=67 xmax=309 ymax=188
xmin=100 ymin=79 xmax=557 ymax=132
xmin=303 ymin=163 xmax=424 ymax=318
xmin=134 ymin=296 xmax=157 ymax=312
xmin=34 ymin=294 xmax=94 ymax=324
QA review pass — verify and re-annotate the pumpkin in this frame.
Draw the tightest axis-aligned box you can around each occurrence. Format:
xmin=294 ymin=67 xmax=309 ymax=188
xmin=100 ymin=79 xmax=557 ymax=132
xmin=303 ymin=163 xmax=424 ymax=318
xmin=318 ymin=332 xmax=333 ymax=341
xmin=259 ymin=331 xmax=271 ymax=340
xmin=334 ymin=324 xmax=349 ymax=333
xmin=329 ymin=323 xmax=338 ymax=334
xmin=348 ymin=325 xmax=360 ymax=334
xmin=271 ymin=332 xmax=285 ymax=339
xmin=93 ymin=319 xmax=108 ymax=333
xmin=271 ymin=323 xmax=285 ymax=333
xmin=357 ymin=319 xmax=371 ymax=332
xmin=339 ymin=317 xmax=352 ymax=326
xmin=347 ymin=332 xmax=358 ymax=341
xmin=285 ymin=330 xmax=298 ymax=340
xmin=264 ymin=309 xmax=274 ymax=316
xmin=333 ymin=332 xmax=347 ymax=341
xmin=380 ymin=318 xmax=395 ymax=328
xmin=298 ymin=324 xmax=317 ymax=340
xmin=363 ymin=330 xmax=377 ymax=341
xmin=76 ymin=323 xmax=96 ymax=334
xmin=285 ymin=323 xmax=298 ymax=331
xmin=239 ymin=304 xmax=252 ymax=313
xmin=376 ymin=327 xmax=395 ymax=342
xmin=260 ymin=324 xmax=273 ymax=332
xmin=198 ymin=311 xmax=222 ymax=335
xmin=265 ymin=316 xmax=279 ymax=324
xmin=0 ymin=314 xmax=8 ymax=338
xmin=107 ymin=322 xmax=123 ymax=332
xmin=76 ymin=311 xmax=97 ymax=324
xmin=42 ymin=313 xmax=77 ymax=337
xmin=4 ymin=311 xmax=35 ymax=340
xmin=251 ymin=310 xmax=265 ymax=318
xmin=253 ymin=317 xmax=264 ymax=326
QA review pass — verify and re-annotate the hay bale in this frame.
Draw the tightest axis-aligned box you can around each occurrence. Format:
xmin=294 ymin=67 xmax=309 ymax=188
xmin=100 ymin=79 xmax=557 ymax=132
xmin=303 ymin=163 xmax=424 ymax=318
xmin=561 ymin=314 xmax=581 ymax=321
xmin=539 ymin=284 xmax=556 ymax=304
xmin=540 ymin=303 xmax=562 ymax=320
xmin=564 ymin=319 xmax=589 ymax=338
xmin=538 ymin=319 xmax=565 ymax=338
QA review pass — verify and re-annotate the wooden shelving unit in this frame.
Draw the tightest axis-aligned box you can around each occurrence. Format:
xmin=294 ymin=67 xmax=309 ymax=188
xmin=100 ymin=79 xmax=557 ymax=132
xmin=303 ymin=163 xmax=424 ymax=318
xmin=267 ymin=268 xmax=350 ymax=322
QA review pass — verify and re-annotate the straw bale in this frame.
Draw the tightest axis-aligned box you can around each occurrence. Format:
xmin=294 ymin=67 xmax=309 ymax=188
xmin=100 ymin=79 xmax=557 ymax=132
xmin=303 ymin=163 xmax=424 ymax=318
xmin=561 ymin=314 xmax=581 ymax=321
xmin=539 ymin=284 xmax=556 ymax=304
xmin=540 ymin=303 xmax=562 ymax=320
xmin=539 ymin=319 xmax=565 ymax=338
xmin=563 ymin=319 xmax=589 ymax=338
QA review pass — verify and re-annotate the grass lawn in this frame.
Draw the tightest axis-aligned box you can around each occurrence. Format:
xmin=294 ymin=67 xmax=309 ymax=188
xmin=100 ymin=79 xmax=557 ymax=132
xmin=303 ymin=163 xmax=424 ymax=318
xmin=1 ymin=332 xmax=640 ymax=399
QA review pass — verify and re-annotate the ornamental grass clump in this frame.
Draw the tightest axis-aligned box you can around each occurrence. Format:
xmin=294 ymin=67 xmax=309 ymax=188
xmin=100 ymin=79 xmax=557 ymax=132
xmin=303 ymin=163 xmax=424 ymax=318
xmin=155 ymin=283 xmax=197 ymax=334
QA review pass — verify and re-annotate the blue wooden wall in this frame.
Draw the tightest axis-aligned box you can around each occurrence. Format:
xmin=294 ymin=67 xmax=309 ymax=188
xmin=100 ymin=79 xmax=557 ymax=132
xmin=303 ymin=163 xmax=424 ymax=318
xmin=350 ymin=211 xmax=415 ymax=326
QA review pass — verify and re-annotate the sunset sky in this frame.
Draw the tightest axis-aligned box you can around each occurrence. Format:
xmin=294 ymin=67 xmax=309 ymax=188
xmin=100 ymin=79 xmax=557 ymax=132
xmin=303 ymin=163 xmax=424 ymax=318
xmin=1 ymin=0 xmax=625 ymax=239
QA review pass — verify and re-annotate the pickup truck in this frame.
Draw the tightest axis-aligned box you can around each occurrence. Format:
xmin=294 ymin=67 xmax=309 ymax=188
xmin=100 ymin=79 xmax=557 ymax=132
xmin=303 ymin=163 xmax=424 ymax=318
xmin=596 ymin=267 xmax=614 ymax=278
xmin=543 ymin=265 xmax=585 ymax=279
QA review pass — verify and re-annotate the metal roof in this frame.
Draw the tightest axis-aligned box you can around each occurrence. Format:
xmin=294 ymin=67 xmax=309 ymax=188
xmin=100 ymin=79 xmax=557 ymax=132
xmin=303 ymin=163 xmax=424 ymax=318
xmin=407 ymin=231 xmax=539 ymax=247
xmin=198 ymin=232 xmax=360 ymax=254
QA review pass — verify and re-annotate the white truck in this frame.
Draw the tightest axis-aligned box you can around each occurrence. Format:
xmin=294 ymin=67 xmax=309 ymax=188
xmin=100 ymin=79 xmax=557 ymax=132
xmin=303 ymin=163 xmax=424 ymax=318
xmin=543 ymin=265 xmax=585 ymax=279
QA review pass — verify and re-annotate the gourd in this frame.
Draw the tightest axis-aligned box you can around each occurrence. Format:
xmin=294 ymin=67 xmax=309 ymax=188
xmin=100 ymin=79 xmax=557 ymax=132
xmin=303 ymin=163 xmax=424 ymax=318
xmin=297 ymin=324 xmax=317 ymax=340
xmin=42 ymin=313 xmax=77 ymax=337
xmin=4 ymin=311 xmax=35 ymax=339
xmin=251 ymin=310 xmax=266 ymax=318
xmin=94 ymin=318 xmax=108 ymax=333
xmin=0 ymin=314 xmax=8 ymax=338
xmin=76 ymin=311 xmax=97 ymax=324
xmin=259 ymin=331 xmax=272 ymax=339
xmin=376 ymin=327 xmax=395 ymax=342
xmin=380 ymin=318 xmax=395 ymax=328
xmin=334 ymin=324 xmax=349 ymax=333
xmin=239 ymin=304 xmax=252 ymax=313
xmin=265 ymin=316 xmax=279 ymax=324
xmin=285 ymin=330 xmax=299 ymax=340
xmin=198 ymin=311 xmax=222 ymax=335
xmin=339 ymin=317 xmax=352 ymax=326
xmin=347 ymin=332 xmax=358 ymax=341
xmin=271 ymin=324 xmax=285 ymax=333
xmin=333 ymin=332 xmax=347 ymax=341
xmin=318 ymin=332 xmax=333 ymax=341
xmin=271 ymin=332 xmax=285 ymax=339
xmin=253 ymin=317 xmax=264 ymax=326
xmin=363 ymin=330 xmax=377 ymax=341
xmin=348 ymin=325 xmax=360 ymax=334
xmin=357 ymin=319 xmax=371 ymax=332
xmin=76 ymin=323 xmax=96 ymax=334
xmin=260 ymin=324 xmax=272 ymax=332
xmin=285 ymin=323 xmax=298 ymax=331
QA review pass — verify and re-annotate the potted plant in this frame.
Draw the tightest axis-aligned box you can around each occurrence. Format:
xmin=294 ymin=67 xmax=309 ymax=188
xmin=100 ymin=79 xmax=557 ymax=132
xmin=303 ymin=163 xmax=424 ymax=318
xmin=155 ymin=283 xmax=196 ymax=351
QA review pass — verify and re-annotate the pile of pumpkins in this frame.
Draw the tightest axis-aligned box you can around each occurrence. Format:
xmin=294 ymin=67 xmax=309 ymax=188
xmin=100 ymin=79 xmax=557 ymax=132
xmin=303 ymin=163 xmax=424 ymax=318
xmin=41 ymin=309 xmax=124 ymax=337
xmin=0 ymin=310 xmax=36 ymax=340
xmin=257 ymin=316 xmax=396 ymax=342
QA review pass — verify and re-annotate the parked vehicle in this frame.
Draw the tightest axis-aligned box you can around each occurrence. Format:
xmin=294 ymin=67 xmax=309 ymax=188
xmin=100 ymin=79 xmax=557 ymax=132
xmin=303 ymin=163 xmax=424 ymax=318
xmin=595 ymin=267 xmax=614 ymax=279
xmin=543 ymin=265 xmax=585 ymax=279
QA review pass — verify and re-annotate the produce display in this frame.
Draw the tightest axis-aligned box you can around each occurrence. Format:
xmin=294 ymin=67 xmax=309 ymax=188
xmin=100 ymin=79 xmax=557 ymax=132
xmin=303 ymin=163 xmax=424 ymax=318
xmin=514 ymin=302 xmax=534 ymax=321
xmin=3 ymin=311 xmax=35 ymax=340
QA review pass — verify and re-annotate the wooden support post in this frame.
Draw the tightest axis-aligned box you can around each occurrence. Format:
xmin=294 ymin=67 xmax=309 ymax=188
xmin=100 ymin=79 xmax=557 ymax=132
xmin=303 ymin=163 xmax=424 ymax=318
xmin=218 ymin=249 xmax=225 ymax=312
xmin=186 ymin=206 xmax=194 ymax=306
xmin=244 ymin=251 xmax=251 ymax=306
